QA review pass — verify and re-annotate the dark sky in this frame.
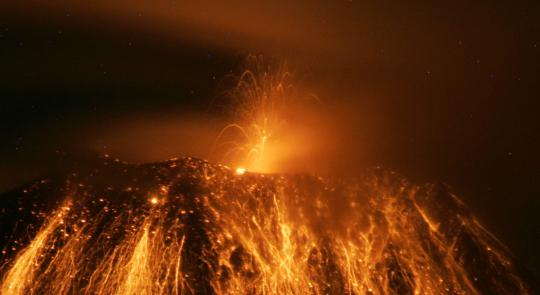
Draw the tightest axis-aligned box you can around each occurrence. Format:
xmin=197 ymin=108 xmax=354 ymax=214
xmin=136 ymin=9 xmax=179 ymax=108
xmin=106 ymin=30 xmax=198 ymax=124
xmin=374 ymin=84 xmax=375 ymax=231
xmin=1 ymin=1 xmax=539 ymax=273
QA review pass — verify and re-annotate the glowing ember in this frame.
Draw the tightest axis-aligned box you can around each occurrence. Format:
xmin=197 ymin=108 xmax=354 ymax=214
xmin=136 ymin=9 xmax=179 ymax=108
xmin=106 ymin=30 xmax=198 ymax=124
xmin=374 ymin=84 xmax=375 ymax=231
xmin=212 ymin=56 xmax=311 ymax=173
xmin=0 ymin=157 xmax=534 ymax=294
xmin=235 ymin=167 xmax=247 ymax=175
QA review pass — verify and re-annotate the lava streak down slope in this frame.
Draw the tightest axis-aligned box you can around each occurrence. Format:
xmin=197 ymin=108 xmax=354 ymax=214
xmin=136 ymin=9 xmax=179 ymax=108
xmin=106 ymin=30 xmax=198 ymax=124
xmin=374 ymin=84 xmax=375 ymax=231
xmin=0 ymin=157 xmax=537 ymax=294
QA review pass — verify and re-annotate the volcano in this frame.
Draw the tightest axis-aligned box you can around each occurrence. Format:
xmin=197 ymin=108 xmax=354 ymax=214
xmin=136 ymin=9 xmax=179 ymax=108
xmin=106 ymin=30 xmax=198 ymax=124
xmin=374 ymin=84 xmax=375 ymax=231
xmin=0 ymin=156 xmax=536 ymax=294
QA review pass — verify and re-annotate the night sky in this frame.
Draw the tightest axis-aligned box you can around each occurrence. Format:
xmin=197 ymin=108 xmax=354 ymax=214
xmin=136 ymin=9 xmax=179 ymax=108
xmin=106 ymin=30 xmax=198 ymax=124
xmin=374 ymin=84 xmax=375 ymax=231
xmin=1 ymin=1 xmax=539 ymax=274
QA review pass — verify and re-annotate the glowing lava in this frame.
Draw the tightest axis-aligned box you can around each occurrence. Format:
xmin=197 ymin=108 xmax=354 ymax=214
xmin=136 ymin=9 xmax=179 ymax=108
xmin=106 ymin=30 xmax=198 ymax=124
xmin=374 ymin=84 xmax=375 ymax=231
xmin=0 ymin=157 xmax=534 ymax=294
xmin=212 ymin=56 xmax=307 ymax=173
xmin=235 ymin=167 xmax=247 ymax=175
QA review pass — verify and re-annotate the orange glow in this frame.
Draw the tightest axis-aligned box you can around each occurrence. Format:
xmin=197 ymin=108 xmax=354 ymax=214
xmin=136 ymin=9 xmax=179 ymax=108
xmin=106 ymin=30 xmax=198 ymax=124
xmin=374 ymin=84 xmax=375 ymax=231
xmin=0 ymin=203 xmax=69 ymax=294
xmin=235 ymin=167 xmax=247 ymax=175
xmin=212 ymin=56 xmax=315 ymax=173
xmin=0 ymin=168 xmax=530 ymax=294
xmin=0 ymin=58 xmax=532 ymax=294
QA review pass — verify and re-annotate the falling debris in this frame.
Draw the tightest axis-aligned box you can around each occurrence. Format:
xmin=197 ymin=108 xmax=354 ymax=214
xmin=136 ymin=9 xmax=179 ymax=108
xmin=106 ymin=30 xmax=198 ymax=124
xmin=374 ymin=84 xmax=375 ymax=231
xmin=0 ymin=157 xmax=535 ymax=294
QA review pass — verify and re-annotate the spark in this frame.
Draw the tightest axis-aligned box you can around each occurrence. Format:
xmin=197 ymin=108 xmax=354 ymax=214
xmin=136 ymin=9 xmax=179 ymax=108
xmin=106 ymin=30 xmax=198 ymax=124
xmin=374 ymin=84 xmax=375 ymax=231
xmin=211 ymin=56 xmax=298 ymax=173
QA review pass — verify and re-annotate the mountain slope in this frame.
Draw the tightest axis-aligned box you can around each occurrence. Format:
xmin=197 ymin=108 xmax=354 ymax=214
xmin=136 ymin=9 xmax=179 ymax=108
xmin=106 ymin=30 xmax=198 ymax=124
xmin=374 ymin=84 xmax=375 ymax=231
xmin=0 ymin=156 xmax=536 ymax=294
